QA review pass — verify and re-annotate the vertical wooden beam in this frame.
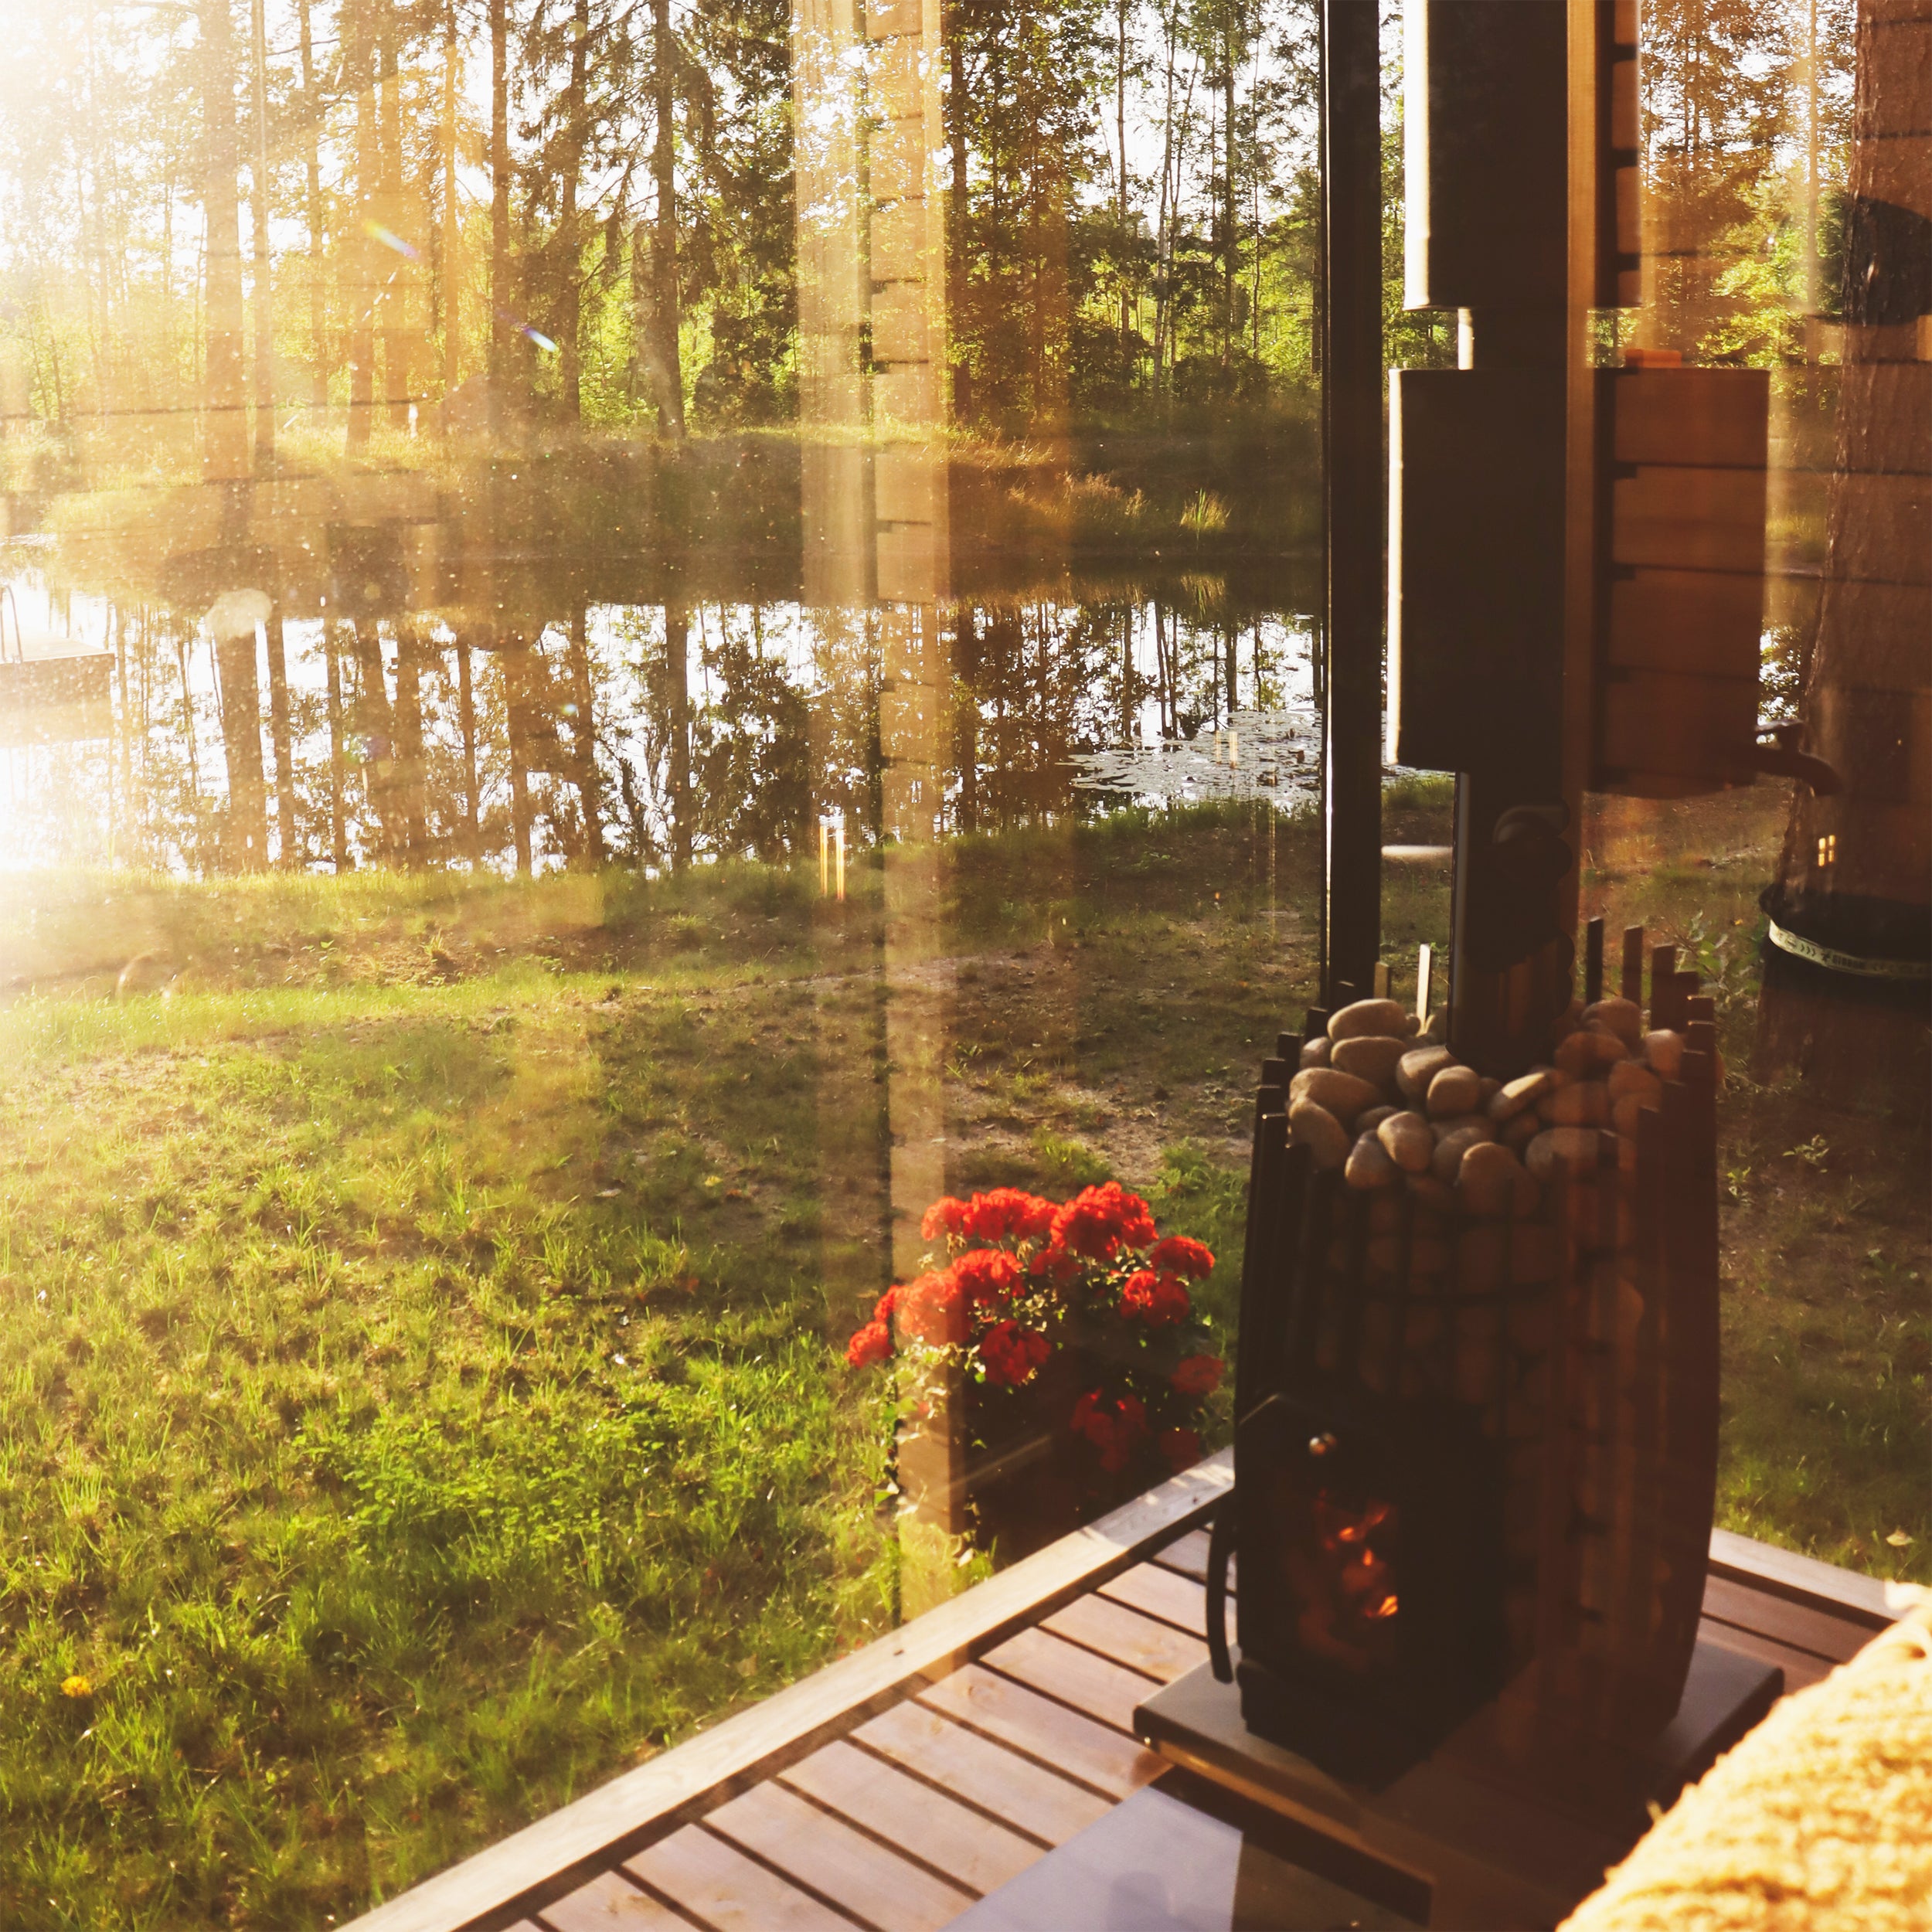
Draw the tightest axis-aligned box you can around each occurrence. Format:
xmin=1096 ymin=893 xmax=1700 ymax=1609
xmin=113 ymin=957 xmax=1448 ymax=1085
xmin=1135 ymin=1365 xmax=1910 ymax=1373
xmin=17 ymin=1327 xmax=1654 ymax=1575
xmin=1319 ymin=0 xmax=1383 ymax=1004
xmin=1562 ymin=0 xmax=1614 ymax=920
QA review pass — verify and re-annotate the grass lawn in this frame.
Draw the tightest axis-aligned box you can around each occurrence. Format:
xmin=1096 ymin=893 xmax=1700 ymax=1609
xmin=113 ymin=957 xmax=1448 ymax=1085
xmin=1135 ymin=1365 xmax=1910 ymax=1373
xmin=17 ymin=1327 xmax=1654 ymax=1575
xmin=0 ymin=811 xmax=1283 ymax=1930
xmin=1579 ymin=784 xmax=1931 ymax=1582
xmin=0 ymin=793 xmax=1920 ymax=1929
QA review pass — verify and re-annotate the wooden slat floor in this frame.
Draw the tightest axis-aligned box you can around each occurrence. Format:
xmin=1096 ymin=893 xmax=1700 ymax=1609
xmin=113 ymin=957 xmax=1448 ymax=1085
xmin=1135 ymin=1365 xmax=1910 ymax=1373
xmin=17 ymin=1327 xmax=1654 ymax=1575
xmin=518 ymin=1529 xmax=1883 ymax=1932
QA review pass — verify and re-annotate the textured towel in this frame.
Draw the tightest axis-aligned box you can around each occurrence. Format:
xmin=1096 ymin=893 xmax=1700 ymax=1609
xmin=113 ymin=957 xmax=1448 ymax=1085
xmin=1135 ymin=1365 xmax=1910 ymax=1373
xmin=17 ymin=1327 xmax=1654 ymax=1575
xmin=1560 ymin=1596 xmax=1932 ymax=1932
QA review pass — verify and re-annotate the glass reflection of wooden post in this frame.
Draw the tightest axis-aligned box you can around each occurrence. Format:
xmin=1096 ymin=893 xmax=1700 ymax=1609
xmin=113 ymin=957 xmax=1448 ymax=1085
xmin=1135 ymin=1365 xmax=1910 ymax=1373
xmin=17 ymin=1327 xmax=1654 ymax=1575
xmin=794 ymin=0 xmax=960 ymax=1588
xmin=873 ymin=0 xmax=954 ymax=1590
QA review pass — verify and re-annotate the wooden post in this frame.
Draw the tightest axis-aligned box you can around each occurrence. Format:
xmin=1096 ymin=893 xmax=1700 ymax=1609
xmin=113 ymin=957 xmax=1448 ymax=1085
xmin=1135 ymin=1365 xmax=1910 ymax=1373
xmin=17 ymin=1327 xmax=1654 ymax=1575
xmin=1318 ymin=0 xmax=1383 ymax=1005
xmin=1621 ymin=923 xmax=1644 ymax=1002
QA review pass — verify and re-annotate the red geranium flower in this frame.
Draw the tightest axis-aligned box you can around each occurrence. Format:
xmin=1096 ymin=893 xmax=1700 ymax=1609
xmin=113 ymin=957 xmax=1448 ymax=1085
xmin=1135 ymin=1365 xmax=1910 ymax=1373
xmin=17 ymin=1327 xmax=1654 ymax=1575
xmin=920 ymin=1197 xmax=973 ymax=1243
xmin=1119 ymin=1269 xmax=1191 ymax=1325
xmin=1027 ymin=1243 xmax=1080 ymax=1287
xmin=951 ymin=1247 xmax=1022 ymax=1309
xmin=964 ymin=1188 xmax=1057 ymax=1243
xmin=1148 ymin=1235 xmax=1215 ymax=1281
xmin=1051 ymin=1182 xmax=1158 ymax=1260
xmin=1158 ymin=1427 xmax=1202 ymax=1471
xmin=873 ymin=1286 xmax=900 ymax=1325
xmin=898 ymin=1270 xmax=968 ymax=1345
xmin=845 ymin=1321 xmax=893 ymax=1369
xmin=1070 ymin=1389 xmax=1150 ymax=1472
xmin=1171 ymin=1354 xmax=1225 ymax=1398
xmin=980 ymin=1319 xmax=1052 ymax=1387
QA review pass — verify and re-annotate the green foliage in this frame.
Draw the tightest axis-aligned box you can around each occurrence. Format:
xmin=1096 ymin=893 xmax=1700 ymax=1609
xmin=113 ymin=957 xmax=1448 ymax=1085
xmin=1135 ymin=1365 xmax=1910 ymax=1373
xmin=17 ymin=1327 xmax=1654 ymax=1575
xmin=1029 ymin=1128 xmax=1114 ymax=1191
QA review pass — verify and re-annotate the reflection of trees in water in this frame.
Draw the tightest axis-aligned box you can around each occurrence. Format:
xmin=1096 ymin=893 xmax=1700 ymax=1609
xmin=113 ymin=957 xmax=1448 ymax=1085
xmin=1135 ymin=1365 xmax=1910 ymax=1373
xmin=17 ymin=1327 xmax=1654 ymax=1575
xmin=0 ymin=590 xmax=1315 ymax=875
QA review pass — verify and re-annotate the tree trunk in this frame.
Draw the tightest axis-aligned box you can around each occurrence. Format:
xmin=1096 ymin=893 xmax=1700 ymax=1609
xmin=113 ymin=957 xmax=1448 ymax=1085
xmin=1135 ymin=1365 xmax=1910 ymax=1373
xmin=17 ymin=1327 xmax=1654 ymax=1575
xmin=1753 ymin=0 xmax=1931 ymax=1122
xmin=249 ymin=0 xmax=275 ymax=467
xmin=490 ymin=0 xmax=512 ymax=403
xmin=651 ymin=0 xmax=685 ymax=437
xmin=325 ymin=622 xmax=350 ymax=868
xmin=298 ymin=0 xmax=328 ymax=410
xmin=393 ymin=620 xmax=428 ymax=858
xmin=1223 ymin=31 xmax=1236 ymax=368
xmin=457 ymin=636 xmax=481 ymax=860
xmin=1116 ymin=0 xmax=1130 ymax=357
xmin=214 ymin=625 xmax=269 ymax=870
xmin=348 ymin=618 xmax=399 ymax=855
xmin=559 ymin=0 xmax=590 ymax=417
xmin=504 ymin=639 xmax=535 ymax=875
xmin=114 ymin=607 xmax=135 ymax=855
xmin=443 ymin=3 xmax=461 ymax=406
xmin=377 ymin=0 xmax=410 ymax=427
xmin=345 ymin=0 xmax=378 ymax=451
xmin=949 ymin=26 xmax=971 ymax=420
xmin=566 ymin=604 xmax=604 ymax=860
xmin=199 ymin=0 xmax=250 ymax=480
xmin=177 ymin=633 xmax=201 ymax=799
xmin=265 ymin=600 xmax=298 ymax=863
xmin=666 ymin=600 xmax=691 ymax=869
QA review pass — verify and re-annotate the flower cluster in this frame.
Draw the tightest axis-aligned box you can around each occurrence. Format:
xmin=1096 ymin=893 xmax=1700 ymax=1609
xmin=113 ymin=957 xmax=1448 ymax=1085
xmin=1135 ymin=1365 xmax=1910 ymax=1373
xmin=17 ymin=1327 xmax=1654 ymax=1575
xmin=1072 ymin=1389 xmax=1146 ymax=1471
xmin=921 ymin=1188 xmax=1058 ymax=1245
xmin=844 ymin=1182 xmax=1226 ymax=1493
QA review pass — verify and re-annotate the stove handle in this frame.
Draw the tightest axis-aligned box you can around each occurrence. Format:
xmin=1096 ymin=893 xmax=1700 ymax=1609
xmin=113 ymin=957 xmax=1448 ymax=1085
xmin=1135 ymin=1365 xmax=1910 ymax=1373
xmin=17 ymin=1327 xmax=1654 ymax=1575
xmin=1753 ymin=722 xmax=1842 ymax=795
xmin=1206 ymin=1494 xmax=1234 ymax=1683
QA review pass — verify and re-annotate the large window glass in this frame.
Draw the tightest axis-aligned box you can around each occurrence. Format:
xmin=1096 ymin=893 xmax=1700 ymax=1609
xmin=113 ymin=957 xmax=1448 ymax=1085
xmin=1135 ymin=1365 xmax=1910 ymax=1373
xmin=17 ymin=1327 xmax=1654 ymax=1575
xmin=1577 ymin=0 xmax=1928 ymax=1592
xmin=0 ymin=1 xmax=1330 ymax=1919
xmin=0 ymin=0 xmax=1920 ymax=1923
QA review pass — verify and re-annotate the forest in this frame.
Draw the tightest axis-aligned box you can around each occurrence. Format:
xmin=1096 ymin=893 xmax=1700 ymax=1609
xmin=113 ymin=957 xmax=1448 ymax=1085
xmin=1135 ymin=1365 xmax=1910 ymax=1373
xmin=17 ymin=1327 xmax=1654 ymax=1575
xmin=0 ymin=0 xmax=1855 ymax=471
xmin=0 ymin=0 xmax=1865 ymax=893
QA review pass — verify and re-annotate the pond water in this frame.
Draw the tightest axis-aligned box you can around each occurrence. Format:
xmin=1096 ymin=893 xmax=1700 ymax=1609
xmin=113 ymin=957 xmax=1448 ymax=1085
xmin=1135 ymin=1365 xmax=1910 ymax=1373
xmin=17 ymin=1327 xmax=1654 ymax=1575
xmin=0 ymin=464 xmax=1325 ymax=876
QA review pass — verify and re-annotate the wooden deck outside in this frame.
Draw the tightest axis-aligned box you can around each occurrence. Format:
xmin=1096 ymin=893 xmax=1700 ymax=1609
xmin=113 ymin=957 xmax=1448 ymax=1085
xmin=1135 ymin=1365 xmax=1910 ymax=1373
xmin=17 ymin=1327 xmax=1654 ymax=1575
xmin=352 ymin=1455 xmax=1897 ymax=1932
